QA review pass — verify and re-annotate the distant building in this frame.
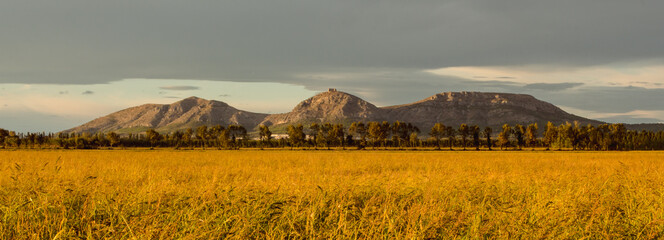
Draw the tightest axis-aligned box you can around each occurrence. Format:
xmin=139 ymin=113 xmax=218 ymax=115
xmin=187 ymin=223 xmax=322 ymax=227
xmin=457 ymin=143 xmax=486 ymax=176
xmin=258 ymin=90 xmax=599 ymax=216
xmin=328 ymin=88 xmax=337 ymax=92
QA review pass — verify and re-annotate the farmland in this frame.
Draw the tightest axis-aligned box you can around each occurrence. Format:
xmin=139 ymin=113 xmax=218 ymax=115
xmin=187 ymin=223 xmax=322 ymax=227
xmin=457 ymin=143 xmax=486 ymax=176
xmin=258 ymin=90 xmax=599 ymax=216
xmin=1 ymin=150 xmax=664 ymax=239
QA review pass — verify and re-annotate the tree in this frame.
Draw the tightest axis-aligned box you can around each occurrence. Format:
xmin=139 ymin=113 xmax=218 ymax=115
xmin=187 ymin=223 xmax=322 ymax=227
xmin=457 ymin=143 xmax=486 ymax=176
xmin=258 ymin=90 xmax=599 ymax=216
xmin=458 ymin=124 xmax=469 ymax=150
xmin=514 ymin=124 xmax=525 ymax=150
xmin=309 ymin=123 xmax=320 ymax=149
xmin=330 ymin=124 xmax=345 ymax=149
xmin=543 ymin=122 xmax=557 ymax=150
xmin=445 ymin=126 xmax=456 ymax=150
xmin=380 ymin=121 xmax=391 ymax=149
xmin=184 ymin=128 xmax=193 ymax=149
xmin=429 ymin=123 xmax=446 ymax=150
xmin=208 ymin=125 xmax=225 ymax=149
xmin=557 ymin=122 xmax=572 ymax=150
xmin=287 ymin=124 xmax=305 ymax=149
xmin=391 ymin=121 xmax=418 ymax=149
xmin=483 ymin=127 xmax=493 ymax=151
xmin=196 ymin=125 xmax=208 ymax=149
xmin=498 ymin=124 xmax=512 ymax=150
xmin=470 ymin=125 xmax=481 ymax=151
xmin=171 ymin=130 xmax=184 ymax=149
xmin=258 ymin=125 xmax=272 ymax=149
xmin=0 ymin=128 xmax=9 ymax=149
xmin=227 ymin=125 xmax=247 ymax=150
xmin=145 ymin=129 xmax=161 ymax=148
xmin=525 ymin=123 xmax=538 ymax=150
xmin=609 ymin=123 xmax=627 ymax=151
xmin=392 ymin=121 xmax=406 ymax=149
xmin=409 ymin=132 xmax=419 ymax=149
xmin=319 ymin=123 xmax=333 ymax=149
xmin=106 ymin=132 xmax=120 ymax=148
xmin=367 ymin=122 xmax=383 ymax=149
xmin=349 ymin=122 xmax=367 ymax=149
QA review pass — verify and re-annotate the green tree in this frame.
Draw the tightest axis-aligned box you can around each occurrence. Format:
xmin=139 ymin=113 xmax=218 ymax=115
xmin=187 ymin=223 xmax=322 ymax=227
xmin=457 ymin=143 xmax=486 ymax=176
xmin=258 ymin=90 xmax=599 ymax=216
xmin=429 ymin=123 xmax=446 ymax=150
xmin=525 ymin=123 xmax=538 ymax=149
xmin=184 ymin=128 xmax=193 ymax=149
xmin=514 ymin=124 xmax=525 ymax=150
xmin=227 ymin=125 xmax=247 ymax=150
xmin=330 ymin=124 xmax=345 ymax=149
xmin=106 ymin=132 xmax=120 ymax=148
xmin=258 ymin=125 xmax=272 ymax=149
xmin=0 ymin=128 xmax=9 ymax=149
xmin=445 ymin=126 xmax=456 ymax=150
xmin=458 ymin=124 xmax=469 ymax=150
xmin=349 ymin=122 xmax=367 ymax=149
xmin=367 ymin=122 xmax=383 ymax=149
xmin=483 ymin=127 xmax=493 ymax=151
xmin=470 ymin=125 xmax=481 ymax=151
xmin=287 ymin=124 xmax=305 ymax=149
xmin=145 ymin=129 xmax=161 ymax=149
xmin=543 ymin=122 xmax=557 ymax=150
xmin=196 ymin=125 xmax=208 ymax=149
xmin=409 ymin=132 xmax=419 ymax=149
xmin=498 ymin=124 xmax=512 ymax=150
xmin=309 ymin=123 xmax=320 ymax=149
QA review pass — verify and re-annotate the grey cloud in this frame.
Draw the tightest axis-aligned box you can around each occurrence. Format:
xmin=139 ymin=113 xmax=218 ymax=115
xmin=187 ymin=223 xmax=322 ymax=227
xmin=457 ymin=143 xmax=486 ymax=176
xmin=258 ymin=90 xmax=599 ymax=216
xmin=597 ymin=117 xmax=663 ymax=124
xmin=163 ymin=96 xmax=180 ymax=99
xmin=160 ymin=86 xmax=199 ymax=91
xmin=1 ymin=0 xmax=663 ymax=85
xmin=219 ymin=94 xmax=230 ymax=97
xmin=81 ymin=90 xmax=94 ymax=95
xmin=59 ymin=91 xmax=68 ymax=95
xmin=524 ymin=82 xmax=584 ymax=91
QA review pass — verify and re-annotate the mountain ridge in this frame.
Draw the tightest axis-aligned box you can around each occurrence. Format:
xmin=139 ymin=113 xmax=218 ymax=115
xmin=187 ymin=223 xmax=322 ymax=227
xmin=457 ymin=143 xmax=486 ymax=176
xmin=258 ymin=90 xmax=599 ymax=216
xmin=66 ymin=90 xmax=658 ymax=134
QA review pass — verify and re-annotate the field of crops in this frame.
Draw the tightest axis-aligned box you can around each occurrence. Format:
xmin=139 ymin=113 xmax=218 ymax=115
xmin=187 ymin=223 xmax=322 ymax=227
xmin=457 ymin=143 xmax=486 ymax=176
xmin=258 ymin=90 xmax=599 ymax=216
xmin=1 ymin=150 xmax=663 ymax=239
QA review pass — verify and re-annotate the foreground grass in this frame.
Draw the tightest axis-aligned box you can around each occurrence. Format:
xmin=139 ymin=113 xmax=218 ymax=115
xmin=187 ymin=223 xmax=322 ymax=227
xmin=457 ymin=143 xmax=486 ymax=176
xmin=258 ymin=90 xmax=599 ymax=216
xmin=1 ymin=150 xmax=663 ymax=239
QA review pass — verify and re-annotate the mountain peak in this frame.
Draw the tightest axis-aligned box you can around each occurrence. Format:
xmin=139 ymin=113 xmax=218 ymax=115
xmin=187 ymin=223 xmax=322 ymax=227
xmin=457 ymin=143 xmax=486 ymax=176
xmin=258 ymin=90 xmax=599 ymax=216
xmin=261 ymin=89 xmax=383 ymax=125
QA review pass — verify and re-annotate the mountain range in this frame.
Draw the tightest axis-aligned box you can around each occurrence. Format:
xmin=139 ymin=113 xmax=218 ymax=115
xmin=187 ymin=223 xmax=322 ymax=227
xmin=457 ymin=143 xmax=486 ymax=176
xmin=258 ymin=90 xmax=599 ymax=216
xmin=66 ymin=89 xmax=661 ymax=134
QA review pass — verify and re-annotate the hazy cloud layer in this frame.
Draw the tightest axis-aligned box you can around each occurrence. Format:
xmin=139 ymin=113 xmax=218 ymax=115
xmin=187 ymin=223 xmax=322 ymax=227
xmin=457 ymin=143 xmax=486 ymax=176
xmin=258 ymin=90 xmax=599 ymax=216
xmin=160 ymin=86 xmax=199 ymax=91
xmin=524 ymin=83 xmax=584 ymax=91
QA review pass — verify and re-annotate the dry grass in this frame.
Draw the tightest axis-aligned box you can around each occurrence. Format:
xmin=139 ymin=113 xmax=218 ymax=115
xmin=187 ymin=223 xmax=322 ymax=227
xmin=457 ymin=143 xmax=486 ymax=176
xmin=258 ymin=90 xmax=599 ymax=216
xmin=1 ymin=150 xmax=663 ymax=239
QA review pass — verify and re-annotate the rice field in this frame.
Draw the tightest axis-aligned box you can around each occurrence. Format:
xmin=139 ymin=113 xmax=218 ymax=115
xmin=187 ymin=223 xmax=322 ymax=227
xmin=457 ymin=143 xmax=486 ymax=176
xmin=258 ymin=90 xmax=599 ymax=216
xmin=1 ymin=150 xmax=663 ymax=239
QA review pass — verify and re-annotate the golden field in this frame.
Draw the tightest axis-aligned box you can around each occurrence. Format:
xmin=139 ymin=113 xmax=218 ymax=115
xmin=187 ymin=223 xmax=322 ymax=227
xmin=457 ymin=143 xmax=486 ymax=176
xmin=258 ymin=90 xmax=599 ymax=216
xmin=1 ymin=150 xmax=663 ymax=239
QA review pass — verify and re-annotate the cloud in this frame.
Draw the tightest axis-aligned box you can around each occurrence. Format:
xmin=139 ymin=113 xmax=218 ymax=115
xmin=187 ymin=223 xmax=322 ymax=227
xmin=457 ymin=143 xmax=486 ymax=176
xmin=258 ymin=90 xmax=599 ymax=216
xmin=427 ymin=63 xmax=664 ymax=89
xmin=559 ymin=106 xmax=664 ymax=123
xmin=160 ymin=86 xmax=199 ymax=91
xmin=524 ymin=83 xmax=584 ymax=91
xmin=219 ymin=94 xmax=230 ymax=97
xmin=59 ymin=91 xmax=68 ymax=95
xmin=81 ymin=90 xmax=94 ymax=95
xmin=1 ymin=1 xmax=663 ymax=85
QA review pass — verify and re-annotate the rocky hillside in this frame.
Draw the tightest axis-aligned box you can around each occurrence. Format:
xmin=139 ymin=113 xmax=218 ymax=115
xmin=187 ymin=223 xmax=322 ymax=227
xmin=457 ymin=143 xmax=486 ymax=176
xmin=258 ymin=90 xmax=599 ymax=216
xmin=382 ymin=92 xmax=602 ymax=130
xmin=261 ymin=90 xmax=384 ymax=126
xmin=67 ymin=90 xmax=610 ymax=133
xmin=65 ymin=97 xmax=267 ymax=133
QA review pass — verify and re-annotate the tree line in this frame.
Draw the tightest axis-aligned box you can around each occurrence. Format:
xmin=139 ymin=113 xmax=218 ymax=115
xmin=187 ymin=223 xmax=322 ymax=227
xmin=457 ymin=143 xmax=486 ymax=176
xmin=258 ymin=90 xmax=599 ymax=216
xmin=1 ymin=121 xmax=664 ymax=150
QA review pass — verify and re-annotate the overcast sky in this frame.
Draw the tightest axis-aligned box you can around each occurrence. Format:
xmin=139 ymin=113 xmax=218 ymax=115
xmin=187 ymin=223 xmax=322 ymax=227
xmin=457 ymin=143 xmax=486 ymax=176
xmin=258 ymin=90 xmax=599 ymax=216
xmin=1 ymin=0 xmax=664 ymax=132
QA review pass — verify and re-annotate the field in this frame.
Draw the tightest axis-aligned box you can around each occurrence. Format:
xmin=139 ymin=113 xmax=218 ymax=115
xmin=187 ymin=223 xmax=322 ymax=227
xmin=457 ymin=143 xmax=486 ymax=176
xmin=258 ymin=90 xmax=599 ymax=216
xmin=1 ymin=150 xmax=664 ymax=239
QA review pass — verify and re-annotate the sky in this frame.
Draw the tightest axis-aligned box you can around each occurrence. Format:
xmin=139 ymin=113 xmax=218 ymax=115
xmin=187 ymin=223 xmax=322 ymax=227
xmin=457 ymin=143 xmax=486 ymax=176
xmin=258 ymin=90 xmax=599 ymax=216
xmin=1 ymin=0 xmax=664 ymax=132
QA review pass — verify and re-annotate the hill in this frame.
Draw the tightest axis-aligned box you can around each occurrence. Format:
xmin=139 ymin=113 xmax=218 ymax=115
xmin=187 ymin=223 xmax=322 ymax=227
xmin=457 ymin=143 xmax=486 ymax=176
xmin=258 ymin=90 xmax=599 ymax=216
xmin=66 ymin=97 xmax=267 ymax=133
xmin=67 ymin=89 xmax=649 ymax=134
